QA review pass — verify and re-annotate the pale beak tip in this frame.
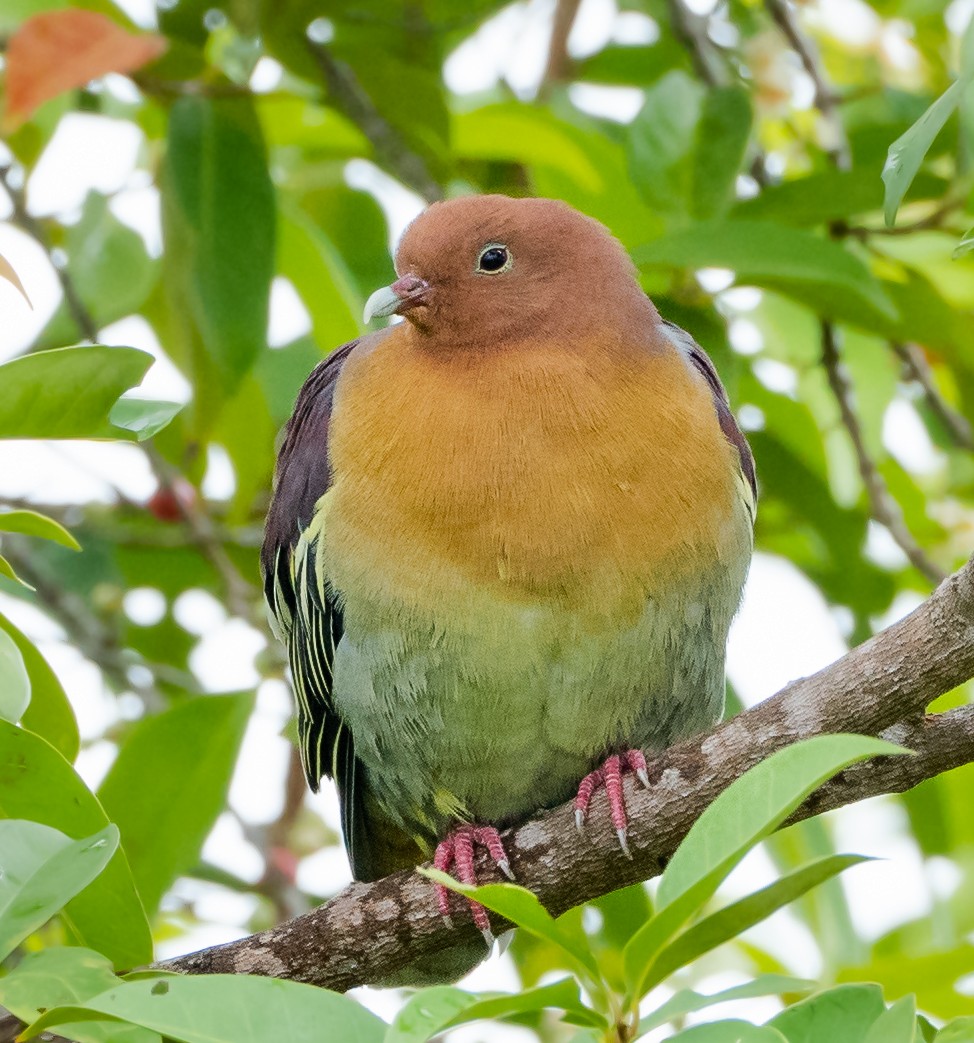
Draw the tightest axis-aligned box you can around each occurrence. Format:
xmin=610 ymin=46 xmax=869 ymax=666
xmin=363 ymin=285 xmax=403 ymax=324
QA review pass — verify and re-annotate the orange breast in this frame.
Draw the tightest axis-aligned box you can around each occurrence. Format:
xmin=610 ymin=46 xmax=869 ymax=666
xmin=324 ymin=328 xmax=742 ymax=620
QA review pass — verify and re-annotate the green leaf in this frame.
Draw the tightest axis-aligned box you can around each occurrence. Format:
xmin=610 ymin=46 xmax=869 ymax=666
xmin=953 ymin=226 xmax=974 ymax=259
xmin=641 ymin=976 xmax=817 ymax=1035
xmin=627 ymin=70 xmax=704 ymax=217
xmin=108 ymin=398 xmax=184 ymax=441
xmin=622 ymin=736 xmax=906 ymax=1001
xmin=864 ymin=996 xmax=917 ymax=1043
xmin=162 ymin=96 xmax=275 ymax=390
xmin=0 ymin=611 xmax=78 ymax=760
xmin=767 ymin=984 xmax=886 ymax=1042
xmin=385 ymin=987 xmax=474 ymax=1043
xmin=692 ymin=86 xmax=753 ymax=220
xmin=420 ymin=872 xmax=603 ymax=988
xmin=937 ymin=1016 xmax=974 ymax=1041
xmin=0 ymin=720 xmax=152 ymax=969
xmin=641 ymin=855 xmax=870 ymax=996
xmin=0 ymin=509 xmax=80 ymax=550
xmin=0 ymin=627 xmax=30 ymax=723
xmin=883 ymin=78 xmax=971 ymax=227
xmin=0 ymin=553 xmax=31 ymax=589
xmin=386 ymin=978 xmax=600 ymax=1043
xmin=37 ymin=193 xmax=158 ymax=350
xmin=0 ymin=947 xmax=159 ymax=1043
xmin=25 ymin=975 xmax=386 ymax=1043
xmin=634 ymin=222 xmax=897 ymax=328
xmin=277 ymin=199 xmax=361 ymax=349
xmin=0 ymin=346 xmax=154 ymax=440
xmin=97 ymin=693 xmax=254 ymax=919
xmin=453 ymin=104 xmax=603 ymax=192
xmin=0 ymin=821 xmax=118 ymax=961
xmin=666 ymin=1022 xmax=789 ymax=1042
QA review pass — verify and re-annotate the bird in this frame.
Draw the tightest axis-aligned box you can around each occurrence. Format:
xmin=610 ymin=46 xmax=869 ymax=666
xmin=261 ymin=194 xmax=755 ymax=978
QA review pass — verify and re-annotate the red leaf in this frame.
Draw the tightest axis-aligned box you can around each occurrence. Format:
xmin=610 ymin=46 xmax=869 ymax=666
xmin=4 ymin=10 xmax=167 ymax=127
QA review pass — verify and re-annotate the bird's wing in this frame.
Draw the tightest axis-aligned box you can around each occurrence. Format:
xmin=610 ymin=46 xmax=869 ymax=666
xmin=261 ymin=340 xmax=375 ymax=870
xmin=660 ymin=319 xmax=757 ymax=522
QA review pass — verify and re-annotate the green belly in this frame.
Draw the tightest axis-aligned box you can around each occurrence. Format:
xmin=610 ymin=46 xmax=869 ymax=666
xmin=331 ymin=550 xmax=748 ymax=845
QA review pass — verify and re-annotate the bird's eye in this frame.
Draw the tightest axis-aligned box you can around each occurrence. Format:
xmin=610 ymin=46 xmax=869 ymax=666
xmin=477 ymin=244 xmax=512 ymax=274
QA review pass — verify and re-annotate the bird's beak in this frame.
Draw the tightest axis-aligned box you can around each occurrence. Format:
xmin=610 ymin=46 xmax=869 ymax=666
xmin=363 ymin=274 xmax=431 ymax=323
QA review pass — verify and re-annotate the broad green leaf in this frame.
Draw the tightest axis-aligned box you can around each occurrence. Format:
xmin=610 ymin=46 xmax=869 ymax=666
xmin=108 ymin=398 xmax=184 ymax=441
xmin=883 ymin=78 xmax=971 ymax=227
xmin=666 ymin=1021 xmax=788 ymax=1042
xmin=0 ymin=346 xmax=153 ymax=440
xmin=731 ymin=168 xmax=946 ymax=226
xmin=0 ymin=821 xmax=118 ymax=961
xmin=0 ymin=509 xmax=80 ymax=550
xmin=162 ymin=96 xmax=275 ymax=390
xmin=385 ymin=987 xmax=474 ymax=1043
xmin=420 ymin=872 xmax=602 ymax=988
xmin=97 ymin=693 xmax=254 ymax=919
xmin=623 ymin=736 xmax=906 ymax=1001
xmin=634 ymin=222 xmax=897 ymax=327
xmin=0 ymin=720 xmax=152 ymax=969
xmin=453 ymin=104 xmax=603 ymax=192
xmin=693 ymin=86 xmax=752 ymax=220
xmin=0 ymin=947 xmax=159 ymax=1043
xmin=0 ymin=627 xmax=30 ymax=723
xmin=0 ymin=610 xmax=78 ymax=760
xmin=767 ymin=984 xmax=886 ymax=1042
xmin=937 ymin=1017 xmax=974 ymax=1041
xmin=452 ymin=978 xmax=603 ymax=1029
xmin=864 ymin=996 xmax=917 ymax=1043
xmin=25 ymin=975 xmax=386 ymax=1043
xmin=641 ymin=855 xmax=870 ymax=996
xmin=641 ymin=976 xmax=816 ymax=1035
xmin=277 ymin=199 xmax=361 ymax=349
xmin=627 ymin=70 xmax=704 ymax=217
xmin=386 ymin=978 xmax=599 ymax=1043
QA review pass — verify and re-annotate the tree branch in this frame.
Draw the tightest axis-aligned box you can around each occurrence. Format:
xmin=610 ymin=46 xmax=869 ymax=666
xmin=764 ymin=0 xmax=851 ymax=170
xmin=539 ymin=0 xmax=582 ymax=95
xmin=0 ymin=164 xmax=99 ymax=342
xmin=821 ymin=323 xmax=947 ymax=584
xmin=157 ymin=555 xmax=974 ymax=991
xmin=891 ymin=340 xmax=974 ymax=452
xmin=305 ymin=43 xmax=442 ymax=203
xmin=666 ymin=0 xmax=725 ymax=88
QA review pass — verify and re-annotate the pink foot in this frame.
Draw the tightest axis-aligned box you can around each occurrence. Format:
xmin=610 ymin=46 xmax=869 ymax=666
xmin=574 ymin=749 xmax=650 ymax=857
xmin=433 ymin=824 xmax=515 ymax=942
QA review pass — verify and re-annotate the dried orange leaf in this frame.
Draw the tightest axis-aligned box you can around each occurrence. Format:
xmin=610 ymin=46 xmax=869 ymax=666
xmin=0 ymin=254 xmax=32 ymax=309
xmin=4 ymin=10 xmax=167 ymax=127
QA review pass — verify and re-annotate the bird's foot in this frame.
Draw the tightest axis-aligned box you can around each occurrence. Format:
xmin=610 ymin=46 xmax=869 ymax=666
xmin=433 ymin=823 xmax=514 ymax=945
xmin=574 ymin=749 xmax=650 ymax=858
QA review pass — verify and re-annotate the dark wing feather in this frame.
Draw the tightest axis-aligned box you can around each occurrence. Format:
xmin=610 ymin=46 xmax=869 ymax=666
xmin=260 ymin=341 xmax=382 ymax=875
xmin=661 ymin=319 xmax=757 ymax=512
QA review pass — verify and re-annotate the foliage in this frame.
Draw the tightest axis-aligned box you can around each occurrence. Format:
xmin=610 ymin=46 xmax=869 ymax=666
xmin=1 ymin=0 xmax=974 ymax=1039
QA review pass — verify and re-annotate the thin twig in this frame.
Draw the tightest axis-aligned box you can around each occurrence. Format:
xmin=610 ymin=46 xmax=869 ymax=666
xmin=143 ymin=445 xmax=259 ymax=624
xmin=892 ymin=341 xmax=974 ymax=451
xmin=764 ymin=0 xmax=851 ymax=170
xmin=539 ymin=0 xmax=582 ymax=95
xmin=0 ymin=541 xmax=179 ymax=707
xmin=821 ymin=325 xmax=946 ymax=583
xmin=305 ymin=43 xmax=442 ymax=203
xmin=666 ymin=0 xmax=725 ymax=87
xmin=0 ymin=164 xmax=99 ymax=341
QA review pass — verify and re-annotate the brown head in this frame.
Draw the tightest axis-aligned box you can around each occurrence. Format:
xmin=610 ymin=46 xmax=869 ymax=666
xmin=363 ymin=195 xmax=657 ymax=351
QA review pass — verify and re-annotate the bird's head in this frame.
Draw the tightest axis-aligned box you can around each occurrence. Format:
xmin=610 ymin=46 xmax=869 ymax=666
xmin=363 ymin=195 xmax=653 ymax=351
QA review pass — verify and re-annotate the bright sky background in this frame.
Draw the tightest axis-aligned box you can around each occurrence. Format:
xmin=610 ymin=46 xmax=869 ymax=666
xmin=0 ymin=0 xmax=965 ymax=1036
